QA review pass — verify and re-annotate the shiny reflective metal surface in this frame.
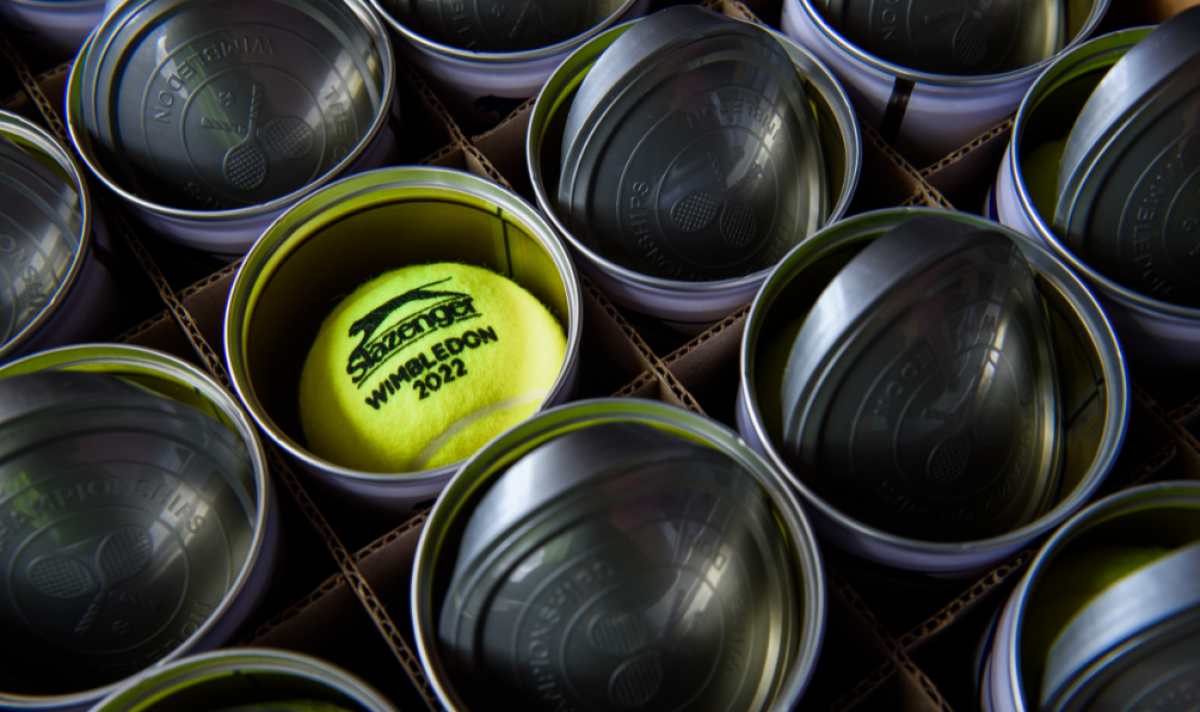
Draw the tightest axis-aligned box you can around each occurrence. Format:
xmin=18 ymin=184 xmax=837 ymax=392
xmin=0 ymin=135 xmax=83 ymax=355
xmin=777 ymin=214 xmax=1060 ymax=542
xmin=68 ymin=0 xmax=392 ymax=217
xmin=1053 ymin=7 xmax=1200 ymax=308
xmin=1041 ymin=540 xmax=1200 ymax=712
xmin=225 ymin=167 xmax=581 ymax=515
xmin=558 ymin=6 xmax=827 ymax=283
xmin=0 ymin=343 xmax=277 ymax=712
xmin=815 ymin=0 xmax=1065 ymax=75
xmin=0 ymin=370 xmax=256 ymax=695
xmin=89 ymin=648 xmax=398 ymax=712
xmin=414 ymin=399 xmax=826 ymax=712
xmin=388 ymin=0 xmax=629 ymax=52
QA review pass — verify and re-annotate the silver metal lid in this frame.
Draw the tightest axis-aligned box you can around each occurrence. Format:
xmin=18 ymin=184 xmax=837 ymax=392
xmin=1041 ymin=540 xmax=1200 ymax=711
xmin=815 ymin=0 xmax=1065 ymax=75
xmin=1053 ymin=7 xmax=1200 ymax=307
xmin=75 ymin=0 xmax=387 ymax=213
xmin=0 ymin=370 xmax=257 ymax=694
xmin=437 ymin=421 xmax=799 ymax=712
xmin=778 ymin=214 xmax=1061 ymax=541
xmin=0 ymin=135 xmax=82 ymax=352
xmin=388 ymin=0 xmax=627 ymax=53
xmin=558 ymin=6 xmax=827 ymax=282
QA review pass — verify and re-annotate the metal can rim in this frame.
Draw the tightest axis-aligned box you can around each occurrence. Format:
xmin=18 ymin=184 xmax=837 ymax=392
xmin=527 ymin=17 xmax=861 ymax=295
xmin=0 ymin=110 xmax=95 ymax=363
xmin=739 ymin=207 xmax=1129 ymax=561
xmin=0 ymin=342 xmax=276 ymax=711
xmin=88 ymin=647 xmax=398 ymax=712
xmin=224 ymin=165 xmax=583 ymax=485
xmin=999 ymin=480 xmax=1200 ymax=712
xmin=1008 ymin=25 xmax=1200 ymax=322
xmin=411 ymin=397 xmax=827 ymax=712
xmin=369 ymin=0 xmax=641 ymax=63
xmin=791 ymin=0 xmax=1110 ymax=88
xmin=63 ymin=0 xmax=395 ymax=223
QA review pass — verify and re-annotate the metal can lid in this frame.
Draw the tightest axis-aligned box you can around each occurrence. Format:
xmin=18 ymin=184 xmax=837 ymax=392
xmin=558 ymin=6 xmax=827 ymax=282
xmin=437 ymin=420 xmax=799 ymax=712
xmin=1052 ymin=9 xmax=1200 ymax=308
xmin=0 ymin=135 xmax=82 ymax=351
xmin=1041 ymin=539 xmax=1200 ymax=711
xmin=0 ymin=370 xmax=257 ymax=695
xmin=815 ymin=0 xmax=1065 ymax=76
xmin=778 ymin=214 xmax=1061 ymax=541
xmin=1055 ymin=6 xmax=1200 ymax=226
xmin=77 ymin=0 xmax=386 ymax=213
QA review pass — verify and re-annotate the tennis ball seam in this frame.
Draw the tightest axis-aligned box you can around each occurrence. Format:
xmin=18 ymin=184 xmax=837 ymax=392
xmin=411 ymin=386 xmax=550 ymax=469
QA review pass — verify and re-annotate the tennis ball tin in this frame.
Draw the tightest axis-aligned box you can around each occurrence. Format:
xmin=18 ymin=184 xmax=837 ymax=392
xmin=736 ymin=208 xmax=1127 ymax=575
xmin=781 ymin=0 xmax=1110 ymax=166
xmin=527 ymin=12 xmax=860 ymax=331
xmin=368 ymin=0 xmax=648 ymax=127
xmin=88 ymin=648 xmax=399 ymax=712
xmin=65 ymin=0 xmax=397 ymax=259
xmin=412 ymin=398 xmax=826 ymax=712
xmin=991 ymin=22 xmax=1200 ymax=367
xmin=0 ymin=110 xmax=123 ymax=366
xmin=982 ymin=481 xmax=1200 ymax=712
xmin=225 ymin=166 xmax=581 ymax=516
xmin=0 ymin=0 xmax=106 ymax=62
xmin=0 ymin=344 xmax=279 ymax=712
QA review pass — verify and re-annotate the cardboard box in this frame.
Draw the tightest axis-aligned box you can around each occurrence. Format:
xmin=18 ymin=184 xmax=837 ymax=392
xmin=2 ymin=1 xmax=1197 ymax=710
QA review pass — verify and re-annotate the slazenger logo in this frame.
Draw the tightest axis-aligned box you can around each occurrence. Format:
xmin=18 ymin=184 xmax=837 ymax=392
xmin=345 ymin=277 xmax=481 ymax=387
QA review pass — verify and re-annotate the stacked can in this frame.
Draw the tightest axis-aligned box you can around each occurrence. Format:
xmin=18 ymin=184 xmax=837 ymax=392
xmin=983 ymin=481 xmax=1200 ymax=712
xmin=0 ymin=344 xmax=279 ymax=712
xmin=0 ymin=110 xmax=122 ymax=365
xmin=0 ymin=0 xmax=106 ymax=63
xmin=782 ymin=0 xmax=1110 ymax=166
xmin=992 ymin=8 xmax=1200 ymax=366
xmin=737 ymin=209 xmax=1127 ymax=575
xmin=368 ymin=0 xmax=648 ymax=127
xmin=413 ymin=399 xmax=826 ymax=712
xmin=225 ymin=166 xmax=582 ymax=516
xmin=529 ymin=5 xmax=860 ymax=331
xmin=65 ymin=0 xmax=397 ymax=258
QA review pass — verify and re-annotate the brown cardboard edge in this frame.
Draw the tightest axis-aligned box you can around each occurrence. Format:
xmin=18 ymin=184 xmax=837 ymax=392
xmin=241 ymin=514 xmax=428 ymax=645
xmin=897 ymin=548 xmax=1034 ymax=651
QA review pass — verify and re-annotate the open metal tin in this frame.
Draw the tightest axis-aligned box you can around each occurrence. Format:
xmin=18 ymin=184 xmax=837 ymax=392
xmin=0 ymin=343 xmax=279 ymax=712
xmin=556 ymin=6 xmax=827 ymax=285
xmin=990 ymin=25 xmax=1200 ymax=366
xmin=528 ymin=15 xmax=860 ymax=331
xmin=0 ymin=110 xmax=121 ymax=365
xmin=225 ymin=166 xmax=581 ymax=516
xmin=782 ymin=0 xmax=1109 ymax=166
xmin=88 ymin=648 xmax=399 ymax=712
xmin=369 ymin=0 xmax=647 ymax=126
xmin=1053 ymin=8 xmax=1200 ymax=309
xmin=65 ymin=0 xmax=396 ymax=258
xmin=413 ymin=398 xmax=826 ymax=712
xmin=737 ymin=208 xmax=1126 ymax=575
xmin=982 ymin=481 xmax=1200 ymax=712
xmin=775 ymin=214 xmax=1062 ymax=543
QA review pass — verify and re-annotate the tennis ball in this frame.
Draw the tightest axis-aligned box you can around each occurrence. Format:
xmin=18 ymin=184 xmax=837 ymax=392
xmin=1021 ymin=138 xmax=1065 ymax=224
xmin=1021 ymin=543 xmax=1169 ymax=690
xmin=299 ymin=262 xmax=567 ymax=473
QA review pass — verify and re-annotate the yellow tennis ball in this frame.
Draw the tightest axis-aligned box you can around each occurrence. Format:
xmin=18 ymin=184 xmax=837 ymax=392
xmin=299 ymin=262 xmax=567 ymax=473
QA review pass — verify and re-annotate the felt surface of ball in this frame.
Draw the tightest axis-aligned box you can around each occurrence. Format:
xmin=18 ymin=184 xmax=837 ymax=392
xmin=1022 ymin=138 xmax=1065 ymax=225
xmin=299 ymin=263 xmax=567 ymax=473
